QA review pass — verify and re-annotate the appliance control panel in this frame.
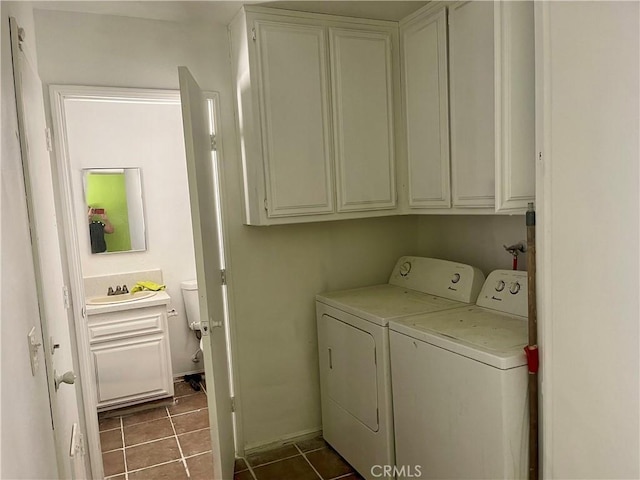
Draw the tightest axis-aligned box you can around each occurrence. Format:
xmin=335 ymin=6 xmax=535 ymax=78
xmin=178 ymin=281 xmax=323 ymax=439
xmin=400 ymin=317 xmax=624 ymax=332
xmin=388 ymin=256 xmax=485 ymax=304
xmin=476 ymin=270 xmax=528 ymax=317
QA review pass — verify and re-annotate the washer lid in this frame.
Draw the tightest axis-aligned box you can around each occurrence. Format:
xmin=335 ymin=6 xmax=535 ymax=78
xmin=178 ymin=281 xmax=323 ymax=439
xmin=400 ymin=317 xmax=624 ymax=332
xmin=389 ymin=306 xmax=527 ymax=369
xmin=316 ymin=284 xmax=467 ymax=326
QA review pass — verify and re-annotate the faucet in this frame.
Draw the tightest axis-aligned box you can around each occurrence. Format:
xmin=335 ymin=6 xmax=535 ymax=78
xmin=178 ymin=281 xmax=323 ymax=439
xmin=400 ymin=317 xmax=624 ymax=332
xmin=107 ymin=285 xmax=129 ymax=295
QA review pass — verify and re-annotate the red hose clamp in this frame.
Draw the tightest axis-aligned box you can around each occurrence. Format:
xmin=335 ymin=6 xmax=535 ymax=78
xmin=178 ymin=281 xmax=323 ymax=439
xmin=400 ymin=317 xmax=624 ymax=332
xmin=524 ymin=345 xmax=539 ymax=373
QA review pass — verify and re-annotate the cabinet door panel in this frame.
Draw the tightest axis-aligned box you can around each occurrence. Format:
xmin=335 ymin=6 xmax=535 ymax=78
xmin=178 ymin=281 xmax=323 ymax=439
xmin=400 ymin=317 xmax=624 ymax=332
xmin=330 ymin=28 xmax=396 ymax=212
xmin=255 ymin=21 xmax=334 ymax=217
xmin=93 ymin=336 xmax=171 ymax=404
xmin=402 ymin=7 xmax=451 ymax=208
xmin=495 ymin=1 xmax=535 ymax=211
xmin=449 ymin=1 xmax=495 ymax=207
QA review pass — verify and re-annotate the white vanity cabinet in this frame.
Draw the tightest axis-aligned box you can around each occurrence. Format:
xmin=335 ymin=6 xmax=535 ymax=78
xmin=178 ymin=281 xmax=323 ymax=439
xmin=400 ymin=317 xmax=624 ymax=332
xmin=87 ymin=294 xmax=173 ymax=411
xmin=230 ymin=7 xmax=399 ymax=225
xmin=400 ymin=1 xmax=534 ymax=213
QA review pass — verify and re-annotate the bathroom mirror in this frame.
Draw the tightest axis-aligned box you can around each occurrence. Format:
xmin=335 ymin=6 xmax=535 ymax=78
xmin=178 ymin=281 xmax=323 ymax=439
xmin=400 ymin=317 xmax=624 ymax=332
xmin=83 ymin=168 xmax=147 ymax=254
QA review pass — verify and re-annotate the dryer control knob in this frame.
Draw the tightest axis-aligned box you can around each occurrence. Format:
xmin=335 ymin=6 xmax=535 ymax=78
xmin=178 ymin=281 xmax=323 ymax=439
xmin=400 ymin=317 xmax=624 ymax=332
xmin=495 ymin=280 xmax=506 ymax=292
xmin=399 ymin=261 xmax=412 ymax=277
xmin=509 ymin=282 xmax=521 ymax=294
xmin=451 ymin=273 xmax=461 ymax=284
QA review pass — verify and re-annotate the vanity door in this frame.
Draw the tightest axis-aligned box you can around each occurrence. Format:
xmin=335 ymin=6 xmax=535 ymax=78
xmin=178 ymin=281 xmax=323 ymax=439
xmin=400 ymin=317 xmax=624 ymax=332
xmin=93 ymin=334 xmax=172 ymax=407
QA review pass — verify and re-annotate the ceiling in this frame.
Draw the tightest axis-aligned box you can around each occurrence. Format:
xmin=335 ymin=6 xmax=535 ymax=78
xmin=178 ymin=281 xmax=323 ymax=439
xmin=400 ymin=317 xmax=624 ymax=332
xmin=31 ymin=1 xmax=429 ymax=25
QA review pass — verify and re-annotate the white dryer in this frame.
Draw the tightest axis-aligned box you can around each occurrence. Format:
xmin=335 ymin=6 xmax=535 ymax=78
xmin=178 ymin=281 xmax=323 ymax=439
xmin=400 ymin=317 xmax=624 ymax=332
xmin=389 ymin=270 xmax=529 ymax=479
xmin=316 ymin=257 xmax=485 ymax=480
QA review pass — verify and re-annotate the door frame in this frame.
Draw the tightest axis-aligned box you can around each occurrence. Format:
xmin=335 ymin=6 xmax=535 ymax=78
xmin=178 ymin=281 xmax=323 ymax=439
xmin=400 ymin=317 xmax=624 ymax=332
xmin=48 ymin=85 xmax=243 ymax=475
xmin=9 ymin=17 xmax=89 ymax=478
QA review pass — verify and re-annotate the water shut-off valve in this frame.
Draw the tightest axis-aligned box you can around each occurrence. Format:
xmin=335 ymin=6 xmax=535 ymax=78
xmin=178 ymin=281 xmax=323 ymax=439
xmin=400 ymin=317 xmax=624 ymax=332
xmin=504 ymin=242 xmax=526 ymax=270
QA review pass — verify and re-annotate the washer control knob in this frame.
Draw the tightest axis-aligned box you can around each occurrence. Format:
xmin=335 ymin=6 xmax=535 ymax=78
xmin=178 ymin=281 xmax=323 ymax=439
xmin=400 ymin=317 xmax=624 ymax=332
xmin=451 ymin=273 xmax=461 ymax=284
xmin=495 ymin=280 xmax=506 ymax=292
xmin=509 ymin=282 xmax=521 ymax=294
xmin=399 ymin=261 xmax=412 ymax=277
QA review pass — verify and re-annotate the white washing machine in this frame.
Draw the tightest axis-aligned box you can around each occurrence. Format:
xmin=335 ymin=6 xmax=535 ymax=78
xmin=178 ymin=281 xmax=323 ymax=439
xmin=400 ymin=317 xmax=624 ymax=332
xmin=316 ymin=256 xmax=485 ymax=480
xmin=389 ymin=270 xmax=529 ymax=480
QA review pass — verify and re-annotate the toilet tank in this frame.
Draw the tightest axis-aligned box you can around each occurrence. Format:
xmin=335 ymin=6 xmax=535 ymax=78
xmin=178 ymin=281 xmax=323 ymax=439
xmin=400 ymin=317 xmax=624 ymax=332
xmin=180 ymin=280 xmax=201 ymax=330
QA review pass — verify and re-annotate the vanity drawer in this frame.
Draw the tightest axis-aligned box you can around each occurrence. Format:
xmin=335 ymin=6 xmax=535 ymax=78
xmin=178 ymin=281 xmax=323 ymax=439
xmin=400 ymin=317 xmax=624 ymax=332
xmin=88 ymin=307 xmax=165 ymax=344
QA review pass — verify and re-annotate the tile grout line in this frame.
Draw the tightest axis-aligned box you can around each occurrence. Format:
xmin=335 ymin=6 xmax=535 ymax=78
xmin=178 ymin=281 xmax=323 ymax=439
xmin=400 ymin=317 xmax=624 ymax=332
xmin=331 ymin=473 xmax=357 ymax=480
xmin=166 ymin=405 xmax=191 ymax=478
xmin=183 ymin=449 xmax=212 ymax=460
xmin=126 ymin=457 xmax=187 ymax=475
xmin=295 ymin=444 xmax=324 ymax=479
xmin=243 ymin=459 xmax=258 ymax=480
xmin=120 ymin=416 xmax=129 ymax=480
xmin=246 ymin=452 xmax=302 ymax=469
xmin=112 ymin=423 xmax=210 ymax=451
xmin=169 ymin=407 xmax=209 ymax=419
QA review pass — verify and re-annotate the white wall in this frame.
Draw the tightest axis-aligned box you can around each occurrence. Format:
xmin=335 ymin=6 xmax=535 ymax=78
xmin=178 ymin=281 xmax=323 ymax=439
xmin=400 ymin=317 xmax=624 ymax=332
xmin=61 ymin=97 xmax=199 ymax=376
xmin=0 ymin=2 xmax=59 ymax=477
xmin=33 ymin=8 xmax=419 ymax=449
xmin=539 ymin=2 xmax=639 ymax=477
xmin=230 ymin=216 xmax=418 ymax=448
xmin=417 ymin=215 xmax=527 ymax=275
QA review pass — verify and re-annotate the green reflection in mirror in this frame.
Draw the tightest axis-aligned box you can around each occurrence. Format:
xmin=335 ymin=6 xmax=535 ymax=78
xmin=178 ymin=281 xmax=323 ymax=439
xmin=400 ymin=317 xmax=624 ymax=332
xmin=83 ymin=168 xmax=146 ymax=254
xmin=86 ymin=171 xmax=131 ymax=252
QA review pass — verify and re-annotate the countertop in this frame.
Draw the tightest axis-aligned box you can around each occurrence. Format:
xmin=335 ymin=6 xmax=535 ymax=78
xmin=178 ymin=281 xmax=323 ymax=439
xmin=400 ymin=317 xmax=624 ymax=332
xmin=86 ymin=291 xmax=171 ymax=316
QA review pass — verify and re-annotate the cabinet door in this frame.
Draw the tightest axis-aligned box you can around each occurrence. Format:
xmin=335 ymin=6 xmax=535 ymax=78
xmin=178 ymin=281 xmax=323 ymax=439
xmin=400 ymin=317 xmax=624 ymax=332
xmin=254 ymin=21 xmax=334 ymax=217
xmin=93 ymin=334 xmax=172 ymax=406
xmin=495 ymin=1 xmax=535 ymax=211
xmin=402 ymin=7 xmax=451 ymax=208
xmin=330 ymin=28 xmax=396 ymax=212
xmin=449 ymin=1 xmax=495 ymax=207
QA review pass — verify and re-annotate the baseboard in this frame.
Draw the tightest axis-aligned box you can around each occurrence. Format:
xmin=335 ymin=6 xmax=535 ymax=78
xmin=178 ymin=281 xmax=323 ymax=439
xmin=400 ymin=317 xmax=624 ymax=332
xmin=243 ymin=427 xmax=323 ymax=455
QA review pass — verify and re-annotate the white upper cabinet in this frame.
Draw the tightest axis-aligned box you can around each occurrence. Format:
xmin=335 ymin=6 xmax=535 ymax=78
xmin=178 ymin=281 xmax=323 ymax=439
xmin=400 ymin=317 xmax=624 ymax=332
xmin=400 ymin=6 xmax=450 ymax=208
xmin=254 ymin=21 xmax=334 ymax=217
xmin=449 ymin=1 xmax=496 ymax=208
xmin=399 ymin=1 xmax=534 ymax=214
xmin=230 ymin=7 xmax=399 ymax=225
xmin=494 ymin=1 xmax=535 ymax=211
xmin=330 ymin=28 xmax=396 ymax=212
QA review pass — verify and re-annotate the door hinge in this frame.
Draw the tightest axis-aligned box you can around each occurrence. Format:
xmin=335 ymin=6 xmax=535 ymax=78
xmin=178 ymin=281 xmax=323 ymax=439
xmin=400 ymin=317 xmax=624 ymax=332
xmin=45 ymin=127 xmax=52 ymax=152
xmin=62 ymin=285 xmax=71 ymax=309
xmin=221 ymin=269 xmax=227 ymax=286
xmin=210 ymin=134 xmax=217 ymax=151
xmin=231 ymin=396 xmax=236 ymax=412
xmin=252 ymin=28 xmax=257 ymax=41
xmin=538 ymin=151 xmax=543 ymax=162
xmin=264 ymin=198 xmax=268 ymax=212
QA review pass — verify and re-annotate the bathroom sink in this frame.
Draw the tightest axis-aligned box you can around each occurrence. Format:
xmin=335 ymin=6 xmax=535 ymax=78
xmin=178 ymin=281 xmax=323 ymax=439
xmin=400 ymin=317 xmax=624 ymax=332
xmin=86 ymin=291 xmax=158 ymax=305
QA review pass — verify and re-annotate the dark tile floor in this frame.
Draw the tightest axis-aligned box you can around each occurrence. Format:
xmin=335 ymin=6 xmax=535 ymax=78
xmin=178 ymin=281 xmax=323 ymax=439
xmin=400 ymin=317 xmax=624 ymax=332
xmin=99 ymin=380 xmax=360 ymax=480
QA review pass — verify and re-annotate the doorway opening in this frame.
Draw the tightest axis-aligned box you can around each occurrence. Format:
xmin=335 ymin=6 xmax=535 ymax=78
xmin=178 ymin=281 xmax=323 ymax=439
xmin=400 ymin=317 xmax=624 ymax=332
xmin=49 ymin=86 xmax=240 ymax=478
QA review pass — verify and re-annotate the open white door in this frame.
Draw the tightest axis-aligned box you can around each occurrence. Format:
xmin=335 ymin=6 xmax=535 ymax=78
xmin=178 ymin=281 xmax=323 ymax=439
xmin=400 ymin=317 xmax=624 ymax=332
xmin=9 ymin=17 xmax=89 ymax=479
xmin=178 ymin=66 xmax=235 ymax=480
